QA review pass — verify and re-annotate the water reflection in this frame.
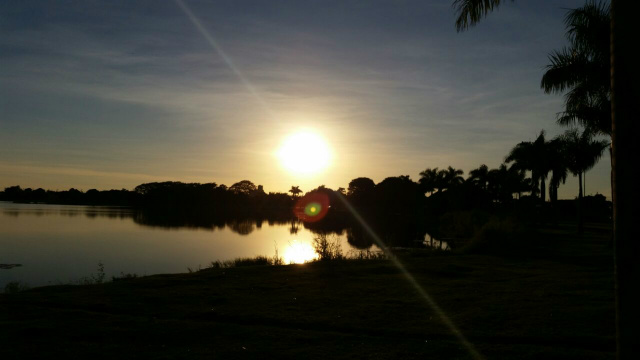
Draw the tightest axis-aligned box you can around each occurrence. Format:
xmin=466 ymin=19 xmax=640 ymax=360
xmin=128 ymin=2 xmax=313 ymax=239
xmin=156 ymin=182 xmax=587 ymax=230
xmin=227 ymin=220 xmax=256 ymax=235
xmin=1 ymin=203 xmax=444 ymax=247
xmin=1 ymin=202 xmax=448 ymax=289
xmin=3 ymin=204 xmax=134 ymax=219
xmin=283 ymin=240 xmax=317 ymax=264
xmin=289 ymin=221 xmax=300 ymax=235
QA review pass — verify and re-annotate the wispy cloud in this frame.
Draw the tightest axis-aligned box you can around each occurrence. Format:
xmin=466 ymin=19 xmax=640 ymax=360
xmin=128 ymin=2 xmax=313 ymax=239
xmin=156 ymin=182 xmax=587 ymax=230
xmin=0 ymin=0 xmax=607 ymax=198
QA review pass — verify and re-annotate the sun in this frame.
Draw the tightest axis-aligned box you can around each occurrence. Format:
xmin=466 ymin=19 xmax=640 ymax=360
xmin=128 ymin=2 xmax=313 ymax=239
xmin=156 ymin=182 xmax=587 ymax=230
xmin=277 ymin=131 xmax=331 ymax=175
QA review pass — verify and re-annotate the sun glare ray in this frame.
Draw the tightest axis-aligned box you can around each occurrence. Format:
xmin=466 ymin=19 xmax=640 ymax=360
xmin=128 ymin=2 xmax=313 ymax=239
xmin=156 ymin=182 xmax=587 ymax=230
xmin=174 ymin=0 xmax=275 ymax=119
xmin=334 ymin=193 xmax=485 ymax=360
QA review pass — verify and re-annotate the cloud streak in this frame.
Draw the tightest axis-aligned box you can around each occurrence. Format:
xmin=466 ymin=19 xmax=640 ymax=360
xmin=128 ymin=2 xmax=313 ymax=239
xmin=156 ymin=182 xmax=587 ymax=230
xmin=0 ymin=0 xmax=608 ymax=199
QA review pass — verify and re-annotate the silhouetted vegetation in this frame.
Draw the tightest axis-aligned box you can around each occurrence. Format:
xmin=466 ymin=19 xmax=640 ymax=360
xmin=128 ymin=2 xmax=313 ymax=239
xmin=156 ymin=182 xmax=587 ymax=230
xmin=541 ymin=1 xmax=611 ymax=136
xmin=3 ymin=281 xmax=29 ymax=294
xmin=209 ymin=255 xmax=281 ymax=268
xmin=1 ymin=137 xmax=611 ymax=245
xmin=312 ymin=234 xmax=344 ymax=261
xmin=0 ymin=2 xmax=613 ymax=250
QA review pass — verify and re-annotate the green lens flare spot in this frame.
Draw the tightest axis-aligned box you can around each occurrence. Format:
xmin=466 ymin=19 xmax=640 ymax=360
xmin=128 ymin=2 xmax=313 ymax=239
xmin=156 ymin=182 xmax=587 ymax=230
xmin=304 ymin=202 xmax=321 ymax=216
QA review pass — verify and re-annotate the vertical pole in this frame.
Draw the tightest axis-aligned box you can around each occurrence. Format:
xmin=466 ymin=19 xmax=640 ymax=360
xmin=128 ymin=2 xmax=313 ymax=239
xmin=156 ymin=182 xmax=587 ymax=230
xmin=611 ymin=1 xmax=640 ymax=358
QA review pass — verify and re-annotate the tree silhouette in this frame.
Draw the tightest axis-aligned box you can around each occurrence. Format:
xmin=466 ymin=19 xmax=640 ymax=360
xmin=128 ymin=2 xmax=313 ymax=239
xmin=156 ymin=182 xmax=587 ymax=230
xmin=506 ymin=131 xmax=552 ymax=202
xmin=561 ymin=128 xmax=609 ymax=233
xmin=485 ymin=163 xmax=527 ymax=203
xmin=347 ymin=177 xmax=375 ymax=198
xmin=289 ymin=186 xmax=302 ymax=198
xmin=541 ymin=1 xmax=611 ymax=136
xmin=547 ymin=137 xmax=570 ymax=204
xmin=468 ymin=164 xmax=489 ymax=191
xmin=439 ymin=166 xmax=465 ymax=191
xmin=229 ymin=180 xmax=257 ymax=196
xmin=418 ymin=168 xmax=439 ymax=195
xmin=453 ymin=1 xmax=640 ymax=353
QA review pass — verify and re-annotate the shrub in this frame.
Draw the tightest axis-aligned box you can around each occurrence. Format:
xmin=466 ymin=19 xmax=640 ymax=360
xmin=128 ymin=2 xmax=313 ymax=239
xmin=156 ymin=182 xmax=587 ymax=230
xmin=4 ymin=281 xmax=29 ymax=294
xmin=112 ymin=272 xmax=138 ymax=281
xmin=347 ymin=250 xmax=387 ymax=260
xmin=461 ymin=217 xmax=527 ymax=254
xmin=77 ymin=262 xmax=106 ymax=285
xmin=312 ymin=234 xmax=344 ymax=261
xmin=437 ymin=210 xmax=490 ymax=239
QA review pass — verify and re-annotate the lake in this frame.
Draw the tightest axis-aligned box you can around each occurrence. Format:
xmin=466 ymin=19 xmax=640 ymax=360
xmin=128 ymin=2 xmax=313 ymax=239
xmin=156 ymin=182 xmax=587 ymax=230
xmin=1 ymin=202 xmax=392 ymax=290
xmin=0 ymin=201 xmax=454 ymax=290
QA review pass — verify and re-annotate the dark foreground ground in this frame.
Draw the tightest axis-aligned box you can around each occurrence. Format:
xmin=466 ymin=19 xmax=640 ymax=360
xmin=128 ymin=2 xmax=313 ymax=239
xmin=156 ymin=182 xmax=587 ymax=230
xmin=0 ymin=224 xmax=615 ymax=359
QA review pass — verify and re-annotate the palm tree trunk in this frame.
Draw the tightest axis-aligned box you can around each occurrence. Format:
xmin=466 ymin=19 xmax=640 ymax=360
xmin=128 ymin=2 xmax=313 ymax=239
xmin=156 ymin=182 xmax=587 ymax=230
xmin=611 ymin=1 xmax=640 ymax=358
xmin=578 ymin=172 xmax=583 ymax=234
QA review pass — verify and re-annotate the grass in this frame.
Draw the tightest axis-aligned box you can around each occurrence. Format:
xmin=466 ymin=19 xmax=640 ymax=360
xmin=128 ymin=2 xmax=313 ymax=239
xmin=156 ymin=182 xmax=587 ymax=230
xmin=76 ymin=261 xmax=107 ymax=285
xmin=0 ymin=224 xmax=615 ymax=359
xmin=209 ymin=255 xmax=278 ymax=269
xmin=3 ymin=281 xmax=30 ymax=294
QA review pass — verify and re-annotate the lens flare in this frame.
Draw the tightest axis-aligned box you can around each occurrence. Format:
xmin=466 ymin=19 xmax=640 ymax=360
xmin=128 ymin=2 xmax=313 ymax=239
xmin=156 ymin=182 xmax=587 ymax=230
xmin=294 ymin=192 xmax=329 ymax=222
xmin=304 ymin=202 xmax=321 ymax=216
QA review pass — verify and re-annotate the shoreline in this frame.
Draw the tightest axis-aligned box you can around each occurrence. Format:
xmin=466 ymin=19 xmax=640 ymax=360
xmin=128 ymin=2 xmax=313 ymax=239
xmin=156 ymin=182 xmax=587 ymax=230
xmin=1 ymin=224 xmax=615 ymax=359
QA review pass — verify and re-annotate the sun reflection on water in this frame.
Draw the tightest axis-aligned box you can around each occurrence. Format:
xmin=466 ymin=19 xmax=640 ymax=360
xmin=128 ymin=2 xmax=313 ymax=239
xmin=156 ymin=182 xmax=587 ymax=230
xmin=283 ymin=240 xmax=317 ymax=264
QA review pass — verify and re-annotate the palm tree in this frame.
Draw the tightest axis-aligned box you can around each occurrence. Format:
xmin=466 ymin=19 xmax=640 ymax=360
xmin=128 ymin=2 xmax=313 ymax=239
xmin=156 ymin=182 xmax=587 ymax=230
xmin=486 ymin=165 xmax=506 ymax=202
xmin=488 ymin=163 xmax=530 ymax=203
xmin=506 ymin=131 xmax=552 ymax=203
xmin=541 ymin=1 xmax=611 ymax=136
xmin=439 ymin=166 xmax=464 ymax=191
xmin=547 ymin=137 xmax=570 ymax=204
xmin=419 ymin=167 xmax=439 ymax=195
xmin=505 ymin=163 xmax=530 ymax=201
xmin=289 ymin=186 xmax=302 ymax=198
xmin=468 ymin=164 xmax=490 ymax=190
xmin=453 ymin=2 xmax=639 ymax=353
xmin=562 ymin=128 xmax=609 ymax=233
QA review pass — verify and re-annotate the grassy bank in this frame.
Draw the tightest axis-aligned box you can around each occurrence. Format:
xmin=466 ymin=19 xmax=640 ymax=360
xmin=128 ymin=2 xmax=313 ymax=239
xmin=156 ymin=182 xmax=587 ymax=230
xmin=0 ymin=224 xmax=615 ymax=359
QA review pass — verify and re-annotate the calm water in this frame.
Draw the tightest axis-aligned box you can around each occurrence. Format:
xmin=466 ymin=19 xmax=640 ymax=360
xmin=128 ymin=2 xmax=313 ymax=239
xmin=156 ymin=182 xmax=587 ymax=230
xmin=1 ymin=202 xmax=384 ymax=290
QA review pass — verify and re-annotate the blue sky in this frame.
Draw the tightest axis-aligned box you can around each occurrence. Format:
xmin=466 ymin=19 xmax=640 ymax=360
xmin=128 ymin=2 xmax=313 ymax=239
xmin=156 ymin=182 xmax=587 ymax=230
xmin=0 ymin=0 xmax=611 ymax=199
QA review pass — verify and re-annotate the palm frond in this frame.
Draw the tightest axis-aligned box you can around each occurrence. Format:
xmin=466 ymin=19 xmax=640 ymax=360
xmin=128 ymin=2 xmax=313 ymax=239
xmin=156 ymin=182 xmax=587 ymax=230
xmin=541 ymin=48 xmax=590 ymax=93
xmin=564 ymin=0 xmax=610 ymax=57
xmin=557 ymin=105 xmax=611 ymax=136
xmin=453 ymin=0 xmax=512 ymax=31
xmin=542 ymin=1 xmax=611 ymax=137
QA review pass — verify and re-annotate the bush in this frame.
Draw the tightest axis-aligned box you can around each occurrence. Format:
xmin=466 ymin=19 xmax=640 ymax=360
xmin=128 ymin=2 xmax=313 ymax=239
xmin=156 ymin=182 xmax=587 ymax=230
xmin=437 ymin=210 xmax=490 ymax=239
xmin=461 ymin=217 xmax=527 ymax=254
xmin=4 ymin=281 xmax=29 ymax=294
xmin=77 ymin=262 xmax=106 ymax=285
xmin=312 ymin=234 xmax=344 ymax=261
xmin=347 ymin=250 xmax=387 ymax=260
xmin=112 ymin=272 xmax=138 ymax=281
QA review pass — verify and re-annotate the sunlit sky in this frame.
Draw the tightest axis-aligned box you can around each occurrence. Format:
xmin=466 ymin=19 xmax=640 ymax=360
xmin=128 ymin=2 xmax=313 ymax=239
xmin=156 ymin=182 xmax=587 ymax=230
xmin=0 ymin=0 xmax=610 ymax=199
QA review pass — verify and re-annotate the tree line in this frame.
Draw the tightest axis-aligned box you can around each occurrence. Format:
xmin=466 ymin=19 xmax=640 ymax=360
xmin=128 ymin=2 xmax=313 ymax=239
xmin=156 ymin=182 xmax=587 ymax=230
xmin=454 ymin=2 xmax=636 ymax=356
xmin=0 ymin=1 xmax=613 ymax=232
